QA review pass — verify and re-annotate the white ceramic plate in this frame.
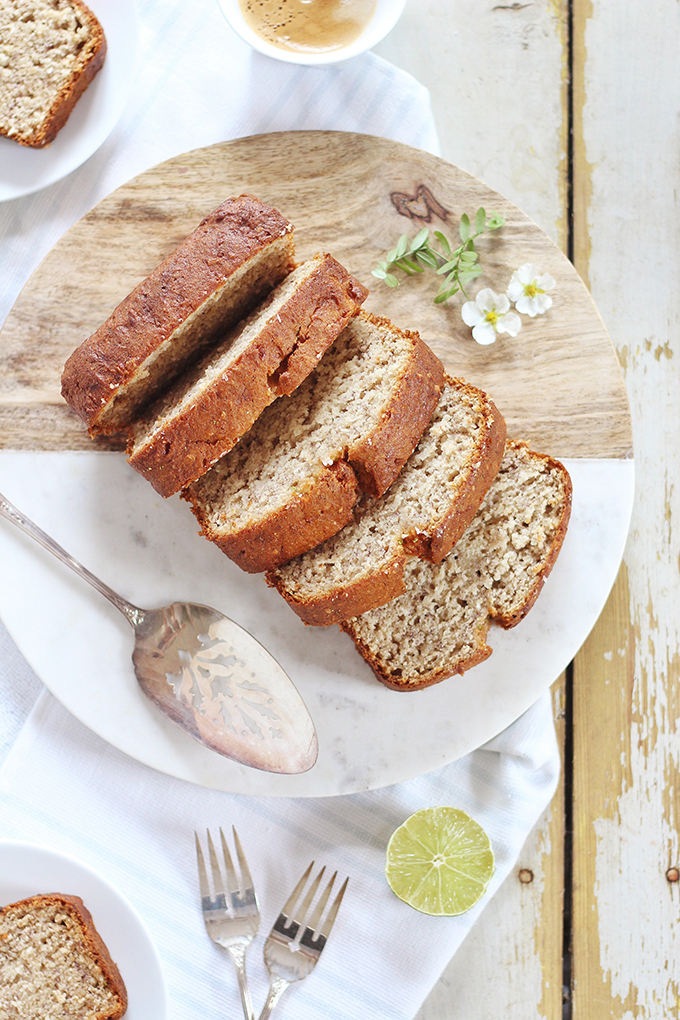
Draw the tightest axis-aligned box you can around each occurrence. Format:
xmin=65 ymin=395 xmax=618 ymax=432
xmin=0 ymin=840 xmax=168 ymax=1019
xmin=0 ymin=450 xmax=634 ymax=798
xmin=0 ymin=0 xmax=138 ymax=202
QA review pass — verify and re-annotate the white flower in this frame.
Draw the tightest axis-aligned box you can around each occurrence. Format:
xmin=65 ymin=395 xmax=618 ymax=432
xmin=506 ymin=264 xmax=555 ymax=317
xmin=461 ymin=288 xmax=522 ymax=345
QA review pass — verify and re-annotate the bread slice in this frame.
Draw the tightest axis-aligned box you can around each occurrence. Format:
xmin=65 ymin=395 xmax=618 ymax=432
xmin=0 ymin=0 xmax=106 ymax=148
xmin=184 ymin=311 xmax=445 ymax=573
xmin=341 ymin=440 xmax=572 ymax=689
xmin=126 ymin=252 xmax=368 ymax=497
xmin=267 ymin=376 xmax=507 ymax=625
xmin=61 ymin=195 xmax=296 ymax=435
xmin=0 ymin=893 xmax=127 ymax=1019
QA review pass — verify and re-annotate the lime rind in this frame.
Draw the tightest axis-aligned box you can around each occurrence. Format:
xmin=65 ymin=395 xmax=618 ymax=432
xmin=385 ymin=806 xmax=495 ymax=916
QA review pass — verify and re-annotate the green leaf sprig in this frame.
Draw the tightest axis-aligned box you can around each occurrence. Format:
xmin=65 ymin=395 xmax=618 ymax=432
xmin=372 ymin=208 xmax=504 ymax=304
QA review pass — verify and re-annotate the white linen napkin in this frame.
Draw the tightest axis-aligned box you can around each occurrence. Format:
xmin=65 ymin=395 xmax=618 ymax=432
xmin=0 ymin=1 xmax=561 ymax=1016
xmin=0 ymin=687 xmax=559 ymax=1020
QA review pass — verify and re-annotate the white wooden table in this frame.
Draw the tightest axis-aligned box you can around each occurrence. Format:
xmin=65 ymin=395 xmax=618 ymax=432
xmin=377 ymin=2 xmax=680 ymax=1016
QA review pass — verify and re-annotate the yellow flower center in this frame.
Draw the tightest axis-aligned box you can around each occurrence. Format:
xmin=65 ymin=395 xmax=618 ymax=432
xmin=524 ymin=282 xmax=543 ymax=298
xmin=485 ymin=310 xmax=499 ymax=326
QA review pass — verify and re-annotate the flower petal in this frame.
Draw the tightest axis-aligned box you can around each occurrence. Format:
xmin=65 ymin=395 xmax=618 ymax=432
xmin=506 ymin=275 xmax=524 ymax=302
xmin=474 ymin=288 xmax=500 ymax=313
xmin=461 ymin=301 xmax=484 ymax=326
xmin=517 ymin=263 xmax=539 ymax=284
xmin=537 ymin=272 xmax=556 ymax=291
xmin=472 ymin=321 xmax=497 ymax=345
xmin=496 ymin=311 xmax=522 ymax=337
xmin=494 ymin=292 xmax=511 ymax=314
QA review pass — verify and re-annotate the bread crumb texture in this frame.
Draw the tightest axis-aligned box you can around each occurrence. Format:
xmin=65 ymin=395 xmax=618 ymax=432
xmin=188 ymin=312 xmax=436 ymax=531
xmin=342 ymin=440 xmax=572 ymax=688
xmin=0 ymin=0 xmax=105 ymax=147
xmin=0 ymin=894 xmax=127 ymax=1019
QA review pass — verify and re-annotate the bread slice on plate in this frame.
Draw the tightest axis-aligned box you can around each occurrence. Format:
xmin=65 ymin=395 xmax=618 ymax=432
xmin=341 ymin=440 xmax=572 ymax=690
xmin=267 ymin=375 xmax=507 ymax=625
xmin=184 ymin=311 xmax=445 ymax=573
xmin=126 ymin=252 xmax=368 ymax=497
xmin=0 ymin=0 xmax=106 ymax=148
xmin=0 ymin=893 xmax=127 ymax=1019
xmin=61 ymin=194 xmax=296 ymax=435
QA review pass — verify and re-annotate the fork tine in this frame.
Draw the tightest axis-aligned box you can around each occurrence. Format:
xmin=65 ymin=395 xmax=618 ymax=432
xmin=305 ymin=871 xmax=336 ymax=932
xmin=317 ymin=876 xmax=349 ymax=940
xmin=279 ymin=861 xmax=314 ymax=919
xmin=232 ymin=826 xmax=255 ymax=895
xmin=206 ymin=829 xmax=225 ymax=898
xmin=219 ymin=827 xmax=240 ymax=896
xmin=194 ymin=831 xmax=210 ymax=900
xmin=293 ymin=866 xmax=325 ymax=926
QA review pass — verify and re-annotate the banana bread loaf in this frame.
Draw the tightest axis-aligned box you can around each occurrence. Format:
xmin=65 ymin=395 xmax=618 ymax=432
xmin=61 ymin=195 xmax=296 ymax=435
xmin=184 ymin=311 xmax=445 ymax=573
xmin=267 ymin=375 xmax=507 ymax=625
xmin=341 ymin=440 xmax=572 ymax=689
xmin=126 ymin=252 xmax=368 ymax=497
xmin=0 ymin=893 xmax=128 ymax=1019
xmin=0 ymin=0 xmax=106 ymax=148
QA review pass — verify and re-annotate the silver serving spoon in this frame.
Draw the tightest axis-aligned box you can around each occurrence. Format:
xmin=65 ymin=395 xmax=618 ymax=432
xmin=0 ymin=491 xmax=318 ymax=775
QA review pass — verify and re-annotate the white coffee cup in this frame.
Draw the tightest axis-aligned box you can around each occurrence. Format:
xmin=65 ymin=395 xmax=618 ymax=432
xmin=215 ymin=0 xmax=407 ymax=65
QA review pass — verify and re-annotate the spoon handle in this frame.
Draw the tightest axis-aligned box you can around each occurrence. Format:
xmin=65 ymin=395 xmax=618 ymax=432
xmin=0 ymin=491 xmax=144 ymax=627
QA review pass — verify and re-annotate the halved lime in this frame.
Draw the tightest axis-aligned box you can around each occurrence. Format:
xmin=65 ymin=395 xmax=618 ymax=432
xmin=385 ymin=806 xmax=495 ymax=916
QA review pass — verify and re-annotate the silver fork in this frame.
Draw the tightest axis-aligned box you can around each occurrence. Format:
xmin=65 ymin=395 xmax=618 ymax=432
xmin=195 ymin=827 xmax=260 ymax=1020
xmin=258 ymin=862 xmax=349 ymax=1020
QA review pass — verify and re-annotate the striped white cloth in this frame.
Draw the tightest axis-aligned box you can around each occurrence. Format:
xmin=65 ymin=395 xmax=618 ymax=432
xmin=0 ymin=1 xmax=560 ymax=1017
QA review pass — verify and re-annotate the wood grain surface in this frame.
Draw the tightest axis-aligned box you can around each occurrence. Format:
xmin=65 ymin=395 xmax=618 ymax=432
xmin=0 ymin=131 xmax=631 ymax=460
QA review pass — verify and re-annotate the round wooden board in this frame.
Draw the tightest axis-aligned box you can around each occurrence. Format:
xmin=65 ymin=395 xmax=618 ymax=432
xmin=0 ymin=131 xmax=631 ymax=460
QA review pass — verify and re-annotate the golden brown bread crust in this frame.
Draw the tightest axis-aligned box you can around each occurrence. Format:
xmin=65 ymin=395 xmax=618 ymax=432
xmin=346 ymin=316 xmax=446 ymax=498
xmin=1 ymin=0 xmax=107 ymax=148
xmin=126 ymin=254 xmax=368 ymax=497
xmin=266 ymin=378 xmax=507 ymax=626
xmin=344 ymin=623 xmax=494 ymax=691
xmin=341 ymin=440 xmax=573 ymax=691
xmin=184 ymin=313 xmax=445 ymax=573
xmin=61 ymin=195 xmax=295 ymax=434
xmin=268 ymin=548 xmax=407 ymax=627
xmin=198 ymin=460 xmax=360 ymax=573
xmin=403 ymin=390 xmax=507 ymax=563
xmin=0 ymin=892 xmax=128 ymax=1019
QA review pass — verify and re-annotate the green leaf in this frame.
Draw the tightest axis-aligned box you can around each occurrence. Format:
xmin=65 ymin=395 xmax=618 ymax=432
xmin=384 ymin=274 xmax=400 ymax=288
xmin=488 ymin=212 xmax=504 ymax=230
xmin=412 ymin=226 xmax=431 ymax=250
xmin=459 ymin=214 xmax=470 ymax=241
xmin=415 ymin=249 xmax=440 ymax=270
xmin=372 ymin=267 xmax=388 ymax=280
xmin=395 ymin=233 xmax=409 ymax=259
xmin=475 ymin=207 xmax=487 ymax=233
xmin=434 ymin=231 xmax=452 ymax=256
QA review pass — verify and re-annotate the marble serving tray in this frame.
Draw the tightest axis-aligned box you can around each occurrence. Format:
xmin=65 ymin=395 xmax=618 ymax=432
xmin=0 ymin=133 xmax=634 ymax=796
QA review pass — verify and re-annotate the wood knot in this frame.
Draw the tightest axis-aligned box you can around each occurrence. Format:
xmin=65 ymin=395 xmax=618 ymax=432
xmin=518 ymin=868 xmax=534 ymax=884
xmin=390 ymin=184 xmax=450 ymax=223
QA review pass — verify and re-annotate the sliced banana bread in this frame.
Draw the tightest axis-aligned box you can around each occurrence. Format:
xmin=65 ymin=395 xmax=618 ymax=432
xmin=184 ymin=311 xmax=445 ymax=573
xmin=61 ymin=195 xmax=296 ymax=435
xmin=0 ymin=0 xmax=106 ymax=148
xmin=341 ymin=440 xmax=572 ymax=690
xmin=0 ymin=893 xmax=128 ymax=1019
xmin=126 ymin=252 xmax=368 ymax=497
xmin=267 ymin=376 xmax=506 ymax=625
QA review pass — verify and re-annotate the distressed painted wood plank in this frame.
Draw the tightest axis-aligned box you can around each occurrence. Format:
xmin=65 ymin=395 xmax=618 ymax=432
xmin=416 ymin=680 xmax=566 ymax=1020
xmin=571 ymin=0 xmax=680 ymax=1015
